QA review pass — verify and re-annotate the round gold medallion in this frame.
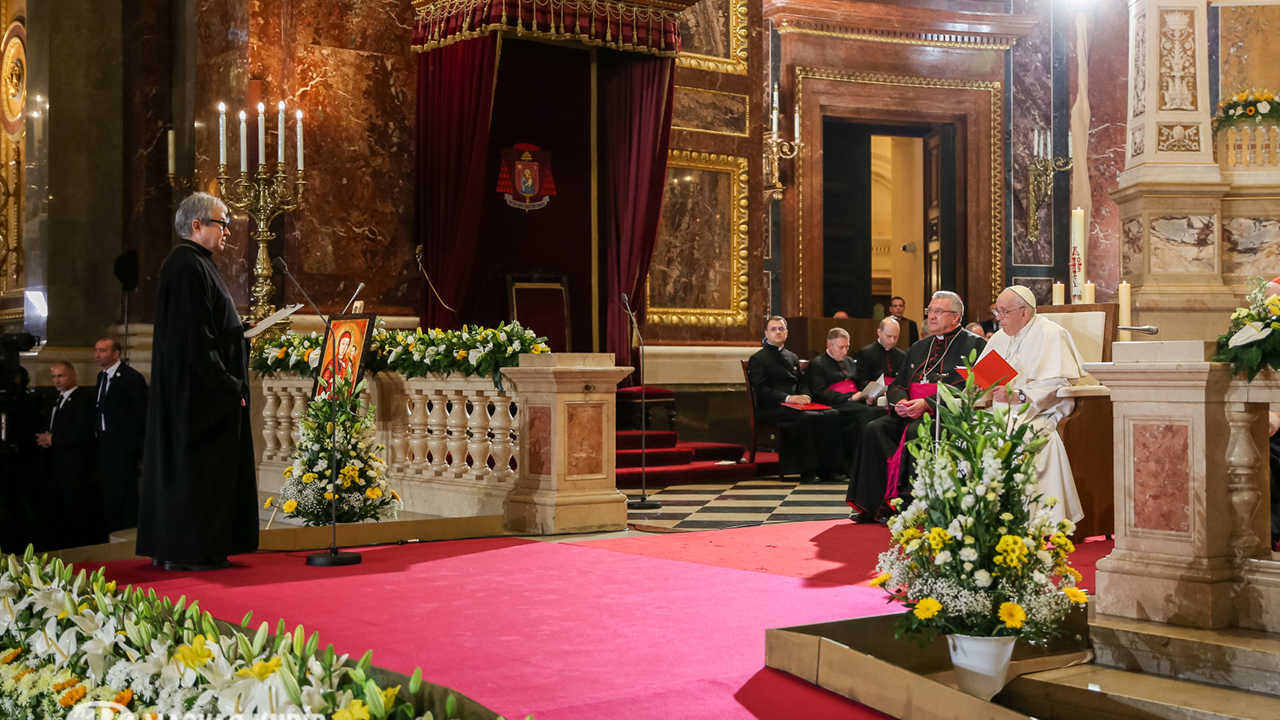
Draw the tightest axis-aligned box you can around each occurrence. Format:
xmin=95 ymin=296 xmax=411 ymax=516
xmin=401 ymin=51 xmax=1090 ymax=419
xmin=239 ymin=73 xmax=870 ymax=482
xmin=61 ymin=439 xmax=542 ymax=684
xmin=0 ymin=22 xmax=25 ymax=139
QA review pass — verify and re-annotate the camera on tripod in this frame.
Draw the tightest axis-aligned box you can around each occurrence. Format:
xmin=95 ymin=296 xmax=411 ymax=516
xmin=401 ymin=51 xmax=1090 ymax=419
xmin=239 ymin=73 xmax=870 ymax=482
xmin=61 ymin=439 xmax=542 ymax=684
xmin=1 ymin=331 xmax=39 ymax=400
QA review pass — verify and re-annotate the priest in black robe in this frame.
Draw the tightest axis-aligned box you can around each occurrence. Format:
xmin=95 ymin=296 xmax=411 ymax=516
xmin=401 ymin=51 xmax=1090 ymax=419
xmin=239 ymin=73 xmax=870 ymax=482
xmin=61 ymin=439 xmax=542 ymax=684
xmin=137 ymin=192 xmax=258 ymax=571
xmin=855 ymin=317 xmax=907 ymax=388
xmin=847 ymin=292 xmax=986 ymax=522
xmin=889 ymin=296 xmax=920 ymax=345
xmin=807 ymin=327 xmax=881 ymax=453
xmin=749 ymin=317 xmax=847 ymax=483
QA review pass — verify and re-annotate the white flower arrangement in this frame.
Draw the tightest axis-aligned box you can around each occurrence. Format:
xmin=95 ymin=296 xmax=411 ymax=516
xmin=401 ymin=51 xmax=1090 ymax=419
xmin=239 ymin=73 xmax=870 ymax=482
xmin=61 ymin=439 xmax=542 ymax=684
xmin=870 ymin=370 xmax=1089 ymax=645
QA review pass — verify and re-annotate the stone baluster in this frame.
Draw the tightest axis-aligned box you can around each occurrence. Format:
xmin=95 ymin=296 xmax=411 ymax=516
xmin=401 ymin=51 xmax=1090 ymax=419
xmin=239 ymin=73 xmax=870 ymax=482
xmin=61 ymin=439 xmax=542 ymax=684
xmin=289 ymin=387 xmax=307 ymax=453
xmin=489 ymin=393 xmax=515 ymax=481
xmin=261 ymin=385 xmax=280 ymax=461
xmin=1233 ymin=128 xmax=1243 ymax=167
xmin=466 ymin=392 xmax=493 ymax=478
xmin=390 ymin=389 xmax=412 ymax=475
xmin=445 ymin=391 xmax=469 ymax=474
xmin=274 ymin=387 xmax=294 ymax=461
xmin=426 ymin=389 xmax=448 ymax=472
xmin=406 ymin=389 xmax=430 ymax=473
xmin=1226 ymin=407 xmax=1262 ymax=553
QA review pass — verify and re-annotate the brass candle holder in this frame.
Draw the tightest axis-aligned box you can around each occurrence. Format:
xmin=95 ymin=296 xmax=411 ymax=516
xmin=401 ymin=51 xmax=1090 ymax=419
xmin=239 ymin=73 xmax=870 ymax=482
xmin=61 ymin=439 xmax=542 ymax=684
xmin=217 ymin=162 xmax=306 ymax=329
xmin=1027 ymin=153 xmax=1073 ymax=246
xmin=763 ymin=128 xmax=803 ymax=201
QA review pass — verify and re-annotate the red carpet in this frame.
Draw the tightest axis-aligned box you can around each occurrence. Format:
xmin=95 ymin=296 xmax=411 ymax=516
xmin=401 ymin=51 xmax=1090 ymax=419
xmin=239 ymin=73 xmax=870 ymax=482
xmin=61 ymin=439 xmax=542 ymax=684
xmin=95 ymin=537 xmax=893 ymax=720
xmin=580 ymin=519 xmax=1113 ymax=592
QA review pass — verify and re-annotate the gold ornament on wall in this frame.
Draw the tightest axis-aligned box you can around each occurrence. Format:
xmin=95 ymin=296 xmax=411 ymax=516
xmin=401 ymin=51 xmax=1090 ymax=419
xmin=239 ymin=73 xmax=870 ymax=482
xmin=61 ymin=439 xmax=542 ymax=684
xmin=0 ymin=21 xmax=23 ymax=139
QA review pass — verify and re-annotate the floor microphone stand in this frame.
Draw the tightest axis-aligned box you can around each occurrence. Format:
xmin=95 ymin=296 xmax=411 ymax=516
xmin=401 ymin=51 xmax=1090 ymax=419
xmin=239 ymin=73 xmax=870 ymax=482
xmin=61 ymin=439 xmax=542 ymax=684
xmin=621 ymin=294 xmax=660 ymax=510
xmin=273 ymin=258 xmax=361 ymax=567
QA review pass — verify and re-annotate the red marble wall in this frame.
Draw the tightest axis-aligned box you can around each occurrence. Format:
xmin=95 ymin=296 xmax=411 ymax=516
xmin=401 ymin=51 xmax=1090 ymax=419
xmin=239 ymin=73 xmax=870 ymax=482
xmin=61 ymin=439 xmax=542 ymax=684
xmin=193 ymin=0 xmax=419 ymax=317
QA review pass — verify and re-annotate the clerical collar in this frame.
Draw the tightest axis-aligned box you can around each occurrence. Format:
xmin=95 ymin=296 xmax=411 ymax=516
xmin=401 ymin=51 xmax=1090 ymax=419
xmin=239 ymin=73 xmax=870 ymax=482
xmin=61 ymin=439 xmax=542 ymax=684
xmin=934 ymin=325 xmax=963 ymax=341
xmin=179 ymin=239 xmax=214 ymax=258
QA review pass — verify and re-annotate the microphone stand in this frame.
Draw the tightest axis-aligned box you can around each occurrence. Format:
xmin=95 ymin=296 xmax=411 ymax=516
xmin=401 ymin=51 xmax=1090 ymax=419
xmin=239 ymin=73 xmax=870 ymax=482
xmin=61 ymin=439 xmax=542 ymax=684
xmin=273 ymin=258 xmax=362 ymax=567
xmin=621 ymin=293 xmax=660 ymax=510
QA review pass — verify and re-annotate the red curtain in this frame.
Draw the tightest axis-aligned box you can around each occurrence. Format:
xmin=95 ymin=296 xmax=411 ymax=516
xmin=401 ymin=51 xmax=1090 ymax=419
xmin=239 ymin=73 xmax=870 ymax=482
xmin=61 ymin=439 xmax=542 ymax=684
xmin=417 ymin=34 xmax=501 ymax=330
xmin=600 ymin=52 xmax=675 ymax=381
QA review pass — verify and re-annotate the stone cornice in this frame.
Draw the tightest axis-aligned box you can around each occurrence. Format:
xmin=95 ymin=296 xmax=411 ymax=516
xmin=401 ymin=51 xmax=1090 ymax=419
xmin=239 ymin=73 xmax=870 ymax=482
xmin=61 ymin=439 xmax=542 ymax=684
xmin=764 ymin=0 xmax=1040 ymax=50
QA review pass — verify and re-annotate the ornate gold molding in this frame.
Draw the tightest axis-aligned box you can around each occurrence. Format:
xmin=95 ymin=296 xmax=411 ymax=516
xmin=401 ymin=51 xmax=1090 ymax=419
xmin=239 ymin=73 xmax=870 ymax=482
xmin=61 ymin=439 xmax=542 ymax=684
xmin=646 ymin=149 xmax=749 ymax=326
xmin=777 ymin=20 xmax=1015 ymax=51
xmin=794 ymin=68 xmax=1006 ymax=307
xmin=676 ymin=0 xmax=748 ymax=75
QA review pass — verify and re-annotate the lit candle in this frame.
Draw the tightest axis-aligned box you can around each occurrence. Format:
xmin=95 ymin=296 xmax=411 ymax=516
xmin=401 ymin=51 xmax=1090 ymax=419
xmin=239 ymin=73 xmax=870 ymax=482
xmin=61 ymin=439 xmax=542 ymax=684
xmin=295 ymin=110 xmax=304 ymax=170
xmin=1117 ymin=281 xmax=1132 ymax=341
xmin=1070 ymin=207 xmax=1086 ymax=301
xmin=257 ymin=102 xmax=266 ymax=166
xmin=1052 ymin=282 xmax=1065 ymax=305
xmin=167 ymin=130 xmax=175 ymax=175
xmin=239 ymin=110 xmax=248 ymax=172
xmin=771 ymin=87 xmax=778 ymax=135
xmin=277 ymin=101 xmax=286 ymax=164
xmin=793 ymin=105 xmax=800 ymax=143
xmin=1082 ymin=281 xmax=1096 ymax=304
xmin=218 ymin=103 xmax=227 ymax=166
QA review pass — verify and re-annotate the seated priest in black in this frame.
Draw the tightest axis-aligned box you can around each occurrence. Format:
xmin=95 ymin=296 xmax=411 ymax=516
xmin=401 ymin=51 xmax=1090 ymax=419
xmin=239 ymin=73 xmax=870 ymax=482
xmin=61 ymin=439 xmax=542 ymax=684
xmin=855 ymin=317 xmax=907 ymax=390
xmin=748 ymin=316 xmax=848 ymax=484
xmin=808 ymin=327 xmax=882 ymax=445
xmin=846 ymin=291 xmax=986 ymax=523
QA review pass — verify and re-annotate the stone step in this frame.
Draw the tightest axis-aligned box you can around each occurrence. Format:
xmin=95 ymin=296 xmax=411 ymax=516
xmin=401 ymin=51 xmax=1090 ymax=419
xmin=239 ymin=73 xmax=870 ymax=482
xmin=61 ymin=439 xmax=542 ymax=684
xmin=1000 ymin=663 xmax=1280 ymax=720
xmin=1089 ymin=612 xmax=1280 ymax=698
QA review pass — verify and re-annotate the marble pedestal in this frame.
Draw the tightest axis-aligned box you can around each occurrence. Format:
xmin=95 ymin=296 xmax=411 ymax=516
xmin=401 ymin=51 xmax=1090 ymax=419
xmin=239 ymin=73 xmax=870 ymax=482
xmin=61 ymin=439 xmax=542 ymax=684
xmin=502 ymin=354 xmax=632 ymax=535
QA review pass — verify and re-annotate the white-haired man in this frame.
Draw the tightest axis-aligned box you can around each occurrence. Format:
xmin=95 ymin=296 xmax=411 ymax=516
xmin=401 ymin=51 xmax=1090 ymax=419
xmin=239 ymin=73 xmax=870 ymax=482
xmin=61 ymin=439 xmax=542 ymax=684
xmin=978 ymin=285 xmax=1088 ymax=524
xmin=137 ymin=192 xmax=258 ymax=571
xmin=846 ymin=291 xmax=985 ymax=522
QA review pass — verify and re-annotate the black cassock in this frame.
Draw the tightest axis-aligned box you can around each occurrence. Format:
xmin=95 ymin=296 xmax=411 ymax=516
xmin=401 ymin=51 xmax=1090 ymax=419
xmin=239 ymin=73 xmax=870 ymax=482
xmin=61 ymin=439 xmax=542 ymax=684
xmin=137 ymin=240 xmax=258 ymax=564
xmin=846 ymin=327 xmax=986 ymax=514
xmin=853 ymin=341 xmax=906 ymax=388
xmin=748 ymin=344 xmax=847 ymax=477
xmin=807 ymin=352 xmax=882 ymax=452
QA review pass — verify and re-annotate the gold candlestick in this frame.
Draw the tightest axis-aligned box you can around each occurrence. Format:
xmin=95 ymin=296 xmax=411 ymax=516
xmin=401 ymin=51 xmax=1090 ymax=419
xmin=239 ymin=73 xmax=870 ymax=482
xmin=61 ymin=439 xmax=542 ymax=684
xmin=217 ymin=162 xmax=306 ymax=329
xmin=763 ymin=128 xmax=803 ymax=201
xmin=1027 ymin=153 xmax=1073 ymax=247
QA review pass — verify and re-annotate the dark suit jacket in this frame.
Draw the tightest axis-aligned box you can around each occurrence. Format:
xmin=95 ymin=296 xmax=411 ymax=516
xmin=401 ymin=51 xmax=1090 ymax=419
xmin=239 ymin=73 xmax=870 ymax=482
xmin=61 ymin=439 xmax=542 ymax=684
xmin=892 ymin=316 xmax=920 ymax=345
xmin=980 ymin=318 xmax=999 ymax=335
xmin=95 ymin=363 xmax=148 ymax=453
xmin=807 ymin=352 xmax=858 ymax=407
xmin=748 ymin=344 xmax=803 ymax=412
xmin=44 ymin=386 xmax=97 ymax=482
xmin=854 ymin=341 xmax=907 ymax=388
xmin=886 ymin=328 xmax=986 ymax=412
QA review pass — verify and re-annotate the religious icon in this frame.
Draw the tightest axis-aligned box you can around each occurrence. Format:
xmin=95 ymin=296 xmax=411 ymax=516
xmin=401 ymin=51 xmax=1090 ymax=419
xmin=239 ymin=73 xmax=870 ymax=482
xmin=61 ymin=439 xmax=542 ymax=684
xmin=496 ymin=143 xmax=556 ymax=211
xmin=313 ymin=313 xmax=376 ymax=400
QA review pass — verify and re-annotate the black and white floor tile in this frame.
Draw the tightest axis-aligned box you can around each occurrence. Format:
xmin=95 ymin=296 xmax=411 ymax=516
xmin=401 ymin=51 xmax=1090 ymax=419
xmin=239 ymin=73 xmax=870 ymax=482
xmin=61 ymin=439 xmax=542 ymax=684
xmin=622 ymin=479 xmax=851 ymax=531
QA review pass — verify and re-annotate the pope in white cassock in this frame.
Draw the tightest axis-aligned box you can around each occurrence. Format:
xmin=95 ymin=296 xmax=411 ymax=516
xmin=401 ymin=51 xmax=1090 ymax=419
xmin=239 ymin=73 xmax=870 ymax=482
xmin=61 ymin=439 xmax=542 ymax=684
xmin=978 ymin=285 xmax=1089 ymax=524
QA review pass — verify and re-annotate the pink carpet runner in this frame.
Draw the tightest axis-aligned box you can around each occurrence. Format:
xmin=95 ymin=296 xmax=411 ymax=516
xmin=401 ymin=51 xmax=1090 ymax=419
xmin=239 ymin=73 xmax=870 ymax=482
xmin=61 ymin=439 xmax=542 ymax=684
xmin=93 ymin=521 xmax=1112 ymax=719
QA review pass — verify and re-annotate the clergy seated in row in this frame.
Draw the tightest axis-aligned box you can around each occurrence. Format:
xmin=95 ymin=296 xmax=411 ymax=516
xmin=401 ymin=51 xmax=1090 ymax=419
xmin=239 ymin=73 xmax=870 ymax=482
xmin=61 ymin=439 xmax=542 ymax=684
xmin=846 ymin=291 xmax=986 ymax=523
xmin=806 ymin=328 xmax=883 ymax=452
xmin=748 ymin=317 xmax=857 ymax=484
xmin=855 ymin=317 xmax=907 ymax=388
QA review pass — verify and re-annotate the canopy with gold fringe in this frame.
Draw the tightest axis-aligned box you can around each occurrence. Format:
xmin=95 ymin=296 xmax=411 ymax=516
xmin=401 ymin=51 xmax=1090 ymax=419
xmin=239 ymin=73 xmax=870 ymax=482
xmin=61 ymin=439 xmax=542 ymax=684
xmin=411 ymin=0 xmax=695 ymax=56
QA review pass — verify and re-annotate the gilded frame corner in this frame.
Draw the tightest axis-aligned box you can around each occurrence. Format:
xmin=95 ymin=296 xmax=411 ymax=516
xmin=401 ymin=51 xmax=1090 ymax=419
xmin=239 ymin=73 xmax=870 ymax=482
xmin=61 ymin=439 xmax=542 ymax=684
xmin=675 ymin=0 xmax=748 ymax=75
xmin=646 ymin=149 xmax=750 ymax=327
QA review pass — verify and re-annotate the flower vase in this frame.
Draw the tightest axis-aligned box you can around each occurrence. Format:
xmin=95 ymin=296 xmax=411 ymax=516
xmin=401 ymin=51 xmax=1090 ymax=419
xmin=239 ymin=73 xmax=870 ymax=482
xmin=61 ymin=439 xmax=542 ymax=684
xmin=946 ymin=634 xmax=1015 ymax=701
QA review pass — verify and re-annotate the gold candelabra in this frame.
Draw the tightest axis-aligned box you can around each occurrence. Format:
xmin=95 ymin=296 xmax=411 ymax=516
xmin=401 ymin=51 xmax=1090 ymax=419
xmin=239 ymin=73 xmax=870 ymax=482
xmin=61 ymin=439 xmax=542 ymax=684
xmin=218 ymin=162 xmax=306 ymax=326
xmin=764 ymin=85 xmax=803 ymax=201
xmin=1027 ymin=151 xmax=1073 ymax=247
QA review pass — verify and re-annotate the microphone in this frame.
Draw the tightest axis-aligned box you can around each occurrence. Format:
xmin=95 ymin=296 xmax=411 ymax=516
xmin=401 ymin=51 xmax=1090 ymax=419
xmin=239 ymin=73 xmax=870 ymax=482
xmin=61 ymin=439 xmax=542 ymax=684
xmin=272 ymin=257 xmax=329 ymax=333
xmin=621 ymin=292 xmax=630 ymax=309
xmin=341 ymin=282 xmax=366 ymax=315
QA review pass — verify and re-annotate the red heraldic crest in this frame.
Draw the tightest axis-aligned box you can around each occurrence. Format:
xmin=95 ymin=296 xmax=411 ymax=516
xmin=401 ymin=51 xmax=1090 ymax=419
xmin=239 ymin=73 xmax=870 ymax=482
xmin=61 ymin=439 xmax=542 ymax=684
xmin=496 ymin=143 xmax=556 ymax=211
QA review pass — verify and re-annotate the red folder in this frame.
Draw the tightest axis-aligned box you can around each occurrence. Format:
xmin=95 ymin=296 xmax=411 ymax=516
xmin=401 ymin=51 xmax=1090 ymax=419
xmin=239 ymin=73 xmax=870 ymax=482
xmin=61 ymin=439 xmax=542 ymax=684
xmin=828 ymin=379 xmax=858 ymax=394
xmin=782 ymin=401 xmax=832 ymax=411
xmin=957 ymin=350 xmax=1017 ymax=391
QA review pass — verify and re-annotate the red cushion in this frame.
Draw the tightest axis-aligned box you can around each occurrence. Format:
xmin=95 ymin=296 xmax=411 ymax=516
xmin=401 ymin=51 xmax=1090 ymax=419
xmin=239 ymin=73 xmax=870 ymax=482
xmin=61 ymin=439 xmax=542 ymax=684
xmin=617 ymin=385 xmax=675 ymax=400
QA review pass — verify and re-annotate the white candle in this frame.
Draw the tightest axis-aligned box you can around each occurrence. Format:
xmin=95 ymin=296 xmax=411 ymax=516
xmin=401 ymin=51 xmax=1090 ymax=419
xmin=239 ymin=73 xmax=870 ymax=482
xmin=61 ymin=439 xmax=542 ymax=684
xmin=167 ymin=130 xmax=175 ymax=175
xmin=1117 ymin=281 xmax=1132 ymax=341
xmin=1052 ymin=282 xmax=1065 ymax=305
xmin=218 ymin=103 xmax=227 ymax=166
xmin=277 ymin=101 xmax=286 ymax=164
xmin=239 ymin=110 xmax=248 ymax=172
xmin=793 ymin=106 xmax=800 ymax=143
xmin=295 ymin=110 xmax=304 ymax=170
xmin=257 ymin=102 xmax=266 ymax=166
xmin=1070 ymin=207 xmax=1086 ymax=301
xmin=1034 ymin=129 xmax=1040 ymax=157
xmin=1082 ymin=281 xmax=1096 ymax=304
xmin=1068 ymin=130 xmax=1074 ymax=158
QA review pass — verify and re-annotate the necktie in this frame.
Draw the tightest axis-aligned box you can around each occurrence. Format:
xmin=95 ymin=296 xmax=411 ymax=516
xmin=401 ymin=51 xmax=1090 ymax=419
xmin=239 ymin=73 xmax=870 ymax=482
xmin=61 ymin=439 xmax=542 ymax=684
xmin=49 ymin=394 xmax=65 ymax=431
xmin=98 ymin=371 xmax=109 ymax=431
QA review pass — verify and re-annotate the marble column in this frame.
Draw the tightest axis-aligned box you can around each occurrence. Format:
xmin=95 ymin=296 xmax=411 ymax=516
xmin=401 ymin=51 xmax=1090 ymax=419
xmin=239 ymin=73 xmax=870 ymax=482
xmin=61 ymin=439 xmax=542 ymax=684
xmin=502 ymin=354 xmax=631 ymax=535
xmin=1114 ymin=0 xmax=1234 ymax=341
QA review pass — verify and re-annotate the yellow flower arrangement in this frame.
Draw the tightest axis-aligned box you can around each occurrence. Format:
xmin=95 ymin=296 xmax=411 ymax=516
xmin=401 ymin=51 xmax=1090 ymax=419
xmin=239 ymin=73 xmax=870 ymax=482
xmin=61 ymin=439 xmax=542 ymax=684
xmin=283 ymin=499 xmax=298 ymax=513
xmin=57 ymin=685 xmax=87 ymax=707
xmin=0 ymin=648 xmax=20 ymax=664
xmin=913 ymin=597 xmax=942 ymax=620
xmin=1063 ymin=586 xmax=1089 ymax=604
xmin=112 ymin=688 xmax=134 ymax=708
xmin=999 ymin=602 xmax=1026 ymax=629
xmin=334 ymin=699 xmax=372 ymax=720
xmin=174 ymin=635 xmax=214 ymax=669
xmin=869 ymin=572 xmax=890 ymax=588
xmin=236 ymin=656 xmax=282 ymax=681
xmin=365 ymin=487 xmax=383 ymax=499
xmin=263 ymin=496 xmax=275 ymax=509
xmin=52 ymin=677 xmax=81 ymax=692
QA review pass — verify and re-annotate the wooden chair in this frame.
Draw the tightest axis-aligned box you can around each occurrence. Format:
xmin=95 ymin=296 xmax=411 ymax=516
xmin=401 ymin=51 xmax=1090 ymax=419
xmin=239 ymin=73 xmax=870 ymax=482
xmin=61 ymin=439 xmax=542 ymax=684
xmin=1036 ymin=302 xmax=1117 ymax=539
xmin=740 ymin=357 xmax=808 ymax=464
xmin=507 ymin=275 xmax=572 ymax=352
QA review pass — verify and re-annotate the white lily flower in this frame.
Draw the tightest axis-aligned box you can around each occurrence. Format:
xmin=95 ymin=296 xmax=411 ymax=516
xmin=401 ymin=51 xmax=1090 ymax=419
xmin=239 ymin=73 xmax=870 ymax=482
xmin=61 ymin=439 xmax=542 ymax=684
xmin=1229 ymin=321 xmax=1272 ymax=348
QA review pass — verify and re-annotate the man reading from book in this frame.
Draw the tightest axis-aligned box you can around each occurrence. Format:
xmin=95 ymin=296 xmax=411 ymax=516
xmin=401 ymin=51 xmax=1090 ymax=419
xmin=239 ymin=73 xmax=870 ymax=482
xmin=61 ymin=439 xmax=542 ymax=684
xmin=808 ymin=327 xmax=881 ymax=457
xmin=979 ymin=285 xmax=1089 ymax=524
xmin=854 ymin=317 xmax=906 ymax=396
xmin=748 ymin=316 xmax=849 ymax=484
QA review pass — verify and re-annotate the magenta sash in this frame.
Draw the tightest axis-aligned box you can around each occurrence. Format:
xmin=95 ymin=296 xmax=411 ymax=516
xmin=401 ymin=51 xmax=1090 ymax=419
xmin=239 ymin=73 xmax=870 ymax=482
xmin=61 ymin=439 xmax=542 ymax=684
xmin=884 ymin=382 xmax=938 ymax=502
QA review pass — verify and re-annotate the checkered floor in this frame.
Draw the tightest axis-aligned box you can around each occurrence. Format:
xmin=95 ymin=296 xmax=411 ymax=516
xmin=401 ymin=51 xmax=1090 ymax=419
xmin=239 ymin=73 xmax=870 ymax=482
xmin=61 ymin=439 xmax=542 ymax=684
xmin=621 ymin=479 xmax=852 ymax=531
